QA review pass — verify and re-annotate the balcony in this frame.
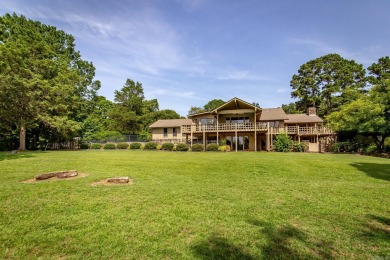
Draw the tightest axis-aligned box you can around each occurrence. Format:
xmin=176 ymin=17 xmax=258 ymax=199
xmin=181 ymin=123 xmax=334 ymax=135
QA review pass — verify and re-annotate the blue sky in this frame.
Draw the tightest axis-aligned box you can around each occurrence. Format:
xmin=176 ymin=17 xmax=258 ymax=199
xmin=1 ymin=0 xmax=389 ymax=116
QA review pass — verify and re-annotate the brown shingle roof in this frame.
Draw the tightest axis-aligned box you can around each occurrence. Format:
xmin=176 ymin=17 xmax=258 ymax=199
xmin=259 ymin=108 xmax=288 ymax=121
xmin=285 ymin=114 xmax=323 ymax=123
xmin=149 ymin=119 xmax=192 ymax=128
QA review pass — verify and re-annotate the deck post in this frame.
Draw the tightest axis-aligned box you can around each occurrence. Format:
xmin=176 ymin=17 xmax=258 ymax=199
xmin=190 ymin=123 xmax=194 ymax=148
xmin=203 ymin=125 xmax=206 ymax=151
xmin=254 ymin=110 xmax=257 ymax=151
xmin=216 ymin=113 xmax=219 ymax=145
xmin=235 ymin=123 xmax=238 ymax=152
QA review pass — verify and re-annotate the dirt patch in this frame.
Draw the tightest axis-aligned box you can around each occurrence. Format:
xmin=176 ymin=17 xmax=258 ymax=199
xmin=22 ymin=172 xmax=89 ymax=183
xmin=91 ymin=178 xmax=134 ymax=186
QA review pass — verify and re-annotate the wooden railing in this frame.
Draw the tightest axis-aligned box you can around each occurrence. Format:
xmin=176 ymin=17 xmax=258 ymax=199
xmin=182 ymin=123 xmax=334 ymax=135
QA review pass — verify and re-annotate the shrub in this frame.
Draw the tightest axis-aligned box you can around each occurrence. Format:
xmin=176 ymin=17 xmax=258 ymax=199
xmin=333 ymin=141 xmax=360 ymax=153
xmin=274 ymin=133 xmax=292 ymax=152
xmin=144 ymin=142 xmax=158 ymax=150
xmin=80 ymin=142 xmax=89 ymax=149
xmin=365 ymin=144 xmax=378 ymax=153
xmin=162 ymin=143 xmax=174 ymax=151
xmin=207 ymin=143 xmax=219 ymax=151
xmin=192 ymin=143 xmax=204 ymax=152
xmin=218 ymin=145 xmax=227 ymax=152
xmin=176 ymin=143 xmax=189 ymax=151
xmin=130 ymin=142 xmax=142 ymax=149
xmin=156 ymin=144 xmax=162 ymax=150
xmin=116 ymin=142 xmax=129 ymax=149
xmin=90 ymin=143 xmax=102 ymax=150
xmin=103 ymin=143 xmax=116 ymax=149
xmin=291 ymin=141 xmax=307 ymax=152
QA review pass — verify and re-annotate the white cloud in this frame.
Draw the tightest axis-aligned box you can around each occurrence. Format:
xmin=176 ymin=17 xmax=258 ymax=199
xmin=288 ymin=37 xmax=382 ymax=65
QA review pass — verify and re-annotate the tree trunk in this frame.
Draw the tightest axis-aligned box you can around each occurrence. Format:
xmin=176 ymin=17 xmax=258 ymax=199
xmin=18 ymin=124 xmax=26 ymax=151
xmin=373 ymin=135 xmax=386 ymax=152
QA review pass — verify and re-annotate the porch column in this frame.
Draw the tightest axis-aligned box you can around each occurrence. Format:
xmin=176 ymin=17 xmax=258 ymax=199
xmin=266 ymin=122 xmax=270 ymax=151
xmin=216 ymin=113 xmax=219 ymax=145
xmin=203 ymin=126 xmax=206 ymax=151
xmin=254 ymin=110 xmax=257 ymax=151
xmin=190 ymin=123 xmax=194 ymax=148
xmin=235 ymin=123 xmax=238 ymax=152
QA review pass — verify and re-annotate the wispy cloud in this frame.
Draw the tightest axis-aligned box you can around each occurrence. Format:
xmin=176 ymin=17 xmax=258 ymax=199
xmin=288 ymin=37 xmax=382 ymax=65
xmin=216 ymin=68 xmax=276 ymax=82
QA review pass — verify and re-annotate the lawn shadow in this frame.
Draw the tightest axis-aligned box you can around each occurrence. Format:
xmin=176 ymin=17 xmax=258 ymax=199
xmin=350 ymin=162 xmax=390 ymax=181
xmin=191 ymin=235 xmax=255 ymax=260
xmin=191 ymin=220 xmax=335 ymax=260
xmin=0 ymin=152 xmax=37 ymax=161
xmin=360 ymin=214 xmax=390 ymax=244
xmin=247 ymin=219 xmax=335 ymax=260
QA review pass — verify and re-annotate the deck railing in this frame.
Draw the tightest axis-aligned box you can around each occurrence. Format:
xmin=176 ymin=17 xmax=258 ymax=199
xmin=181 ymin=123 xmax=334 ymax=135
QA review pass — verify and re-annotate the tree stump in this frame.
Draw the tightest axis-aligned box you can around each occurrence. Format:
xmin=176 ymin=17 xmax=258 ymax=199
xmin=36 ymin=170 xmax=78 ymax=180
xmin=107 ymin=177 xmax=129 ymax=184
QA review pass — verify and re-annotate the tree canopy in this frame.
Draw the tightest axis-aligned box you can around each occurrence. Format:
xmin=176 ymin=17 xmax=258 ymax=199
xmin=290 ymin=53 xmax=366 ymax=117
xmin=0 ymin=13 xmax=99 ymax=150
xmin=327 ymin=56 xmax=390 ymax=151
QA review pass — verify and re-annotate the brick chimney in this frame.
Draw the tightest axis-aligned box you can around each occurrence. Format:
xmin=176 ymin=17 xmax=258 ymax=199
xmin=308 ymin=107 xmax=316 ymax=116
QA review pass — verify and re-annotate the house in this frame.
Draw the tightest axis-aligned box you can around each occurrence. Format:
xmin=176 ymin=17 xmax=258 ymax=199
xmin=149 ymin=97 xmax=335 ymax=152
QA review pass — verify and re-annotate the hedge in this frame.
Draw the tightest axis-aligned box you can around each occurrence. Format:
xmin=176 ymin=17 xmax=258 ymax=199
xmin=192 ymin=144 xmax=204 ymax=152
xmin=130 ymin=142 xmax=142 ymax=149
xmin=90 ymin=143 xmax=102 ymax=149
xmin=206 ymin=143 xmax=219 ymax=151
xmin=176 ymin=143 xmax=189 ymax=151
xmin=162 ymin=143 xmax=174 ymax=151
xmin=144 ymin=142 xmax=158 ymax=150
xmin=103 ymin=143 xmax=116 ymax=149
xmin=116 ymin=142 xmax=129 ymax=149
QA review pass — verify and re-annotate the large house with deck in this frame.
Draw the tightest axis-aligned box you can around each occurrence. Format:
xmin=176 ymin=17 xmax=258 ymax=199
xmin=149 ymin=97 xmax=335 ymax=152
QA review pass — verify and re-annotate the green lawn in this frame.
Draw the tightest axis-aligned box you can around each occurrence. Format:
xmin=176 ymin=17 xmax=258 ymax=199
xmin=0 ymin=151 xmax=389 ymax=259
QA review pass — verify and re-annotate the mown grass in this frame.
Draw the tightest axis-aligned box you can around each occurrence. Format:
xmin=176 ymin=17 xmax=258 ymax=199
xmin=0 ymin=151 xmax=389 ymax=259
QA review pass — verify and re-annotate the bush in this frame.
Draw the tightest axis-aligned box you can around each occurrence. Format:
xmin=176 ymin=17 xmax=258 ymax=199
xmin=116 ymin=142 xmax=129 ymax=149
xmin=162 ymin=143 xmax=174 ymax=151
xmin=156 ymin=144 xmax=162 ymax=150
xmin=144 ymin=142 xmax=158 ymax=150
xmin=365 ymin=144 xmax=378 ymax=153
xmin=333 ymin=141 xmax=360 ymax=153
xmin=218 ymin=145 xmax=227 ymax=152
xmin=274 ymin=133 xmax=292 ymax=152
xmin=291 ymin=141 xmax=307 ymax=152
xmin=207 ymin=143 xmax=219 ymax=151
xmin=192 ymin=144 xmax=204 ymax=152
xmin=176 ymin=143 xmax=189 ymax=151
xmin=103 ymin=143 xmax=116 ymax=149
xmin=80 ymin=142 xmax=89 ymax=149
xmin=90 ymin=143 xmax=102 ymax=149
xmin=130 ymin=142 xmax=142 ymax=149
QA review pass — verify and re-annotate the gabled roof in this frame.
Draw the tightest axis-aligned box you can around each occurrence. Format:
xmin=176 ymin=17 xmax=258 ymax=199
xmin=188 ymin=97 xmax=260 ymax=117
xmin=285 ymin=114 xmax=323 ymax=124
xmin=149 ymin=119 xmax=192 ymax=128
xmin=259 ymin=108 xmax=288 ymax=121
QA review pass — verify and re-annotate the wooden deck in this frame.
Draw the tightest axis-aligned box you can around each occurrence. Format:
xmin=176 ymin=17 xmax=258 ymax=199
xmin=181 ymin=123 xmax=334 ymax=135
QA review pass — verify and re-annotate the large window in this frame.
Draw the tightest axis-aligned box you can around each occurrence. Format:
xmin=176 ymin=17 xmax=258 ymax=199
xmin=201 ymin=118 xmax=215 ymax=125
xmin=163 ymin=128 xmax=168 ymax=137
xmin=173 ymin=128 xmax=177 ymax=137
xmin=225 ymin=117 xmax=249 ymax=123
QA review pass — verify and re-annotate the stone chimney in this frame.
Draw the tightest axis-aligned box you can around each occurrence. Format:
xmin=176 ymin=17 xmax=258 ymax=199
xmin=308 ymin=107 xmax=316 ymax=116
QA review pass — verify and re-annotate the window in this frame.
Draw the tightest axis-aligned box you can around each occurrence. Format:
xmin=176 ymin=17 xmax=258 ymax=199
xmin=173 ymin=128 xmax=177 ymax=137
xmin=163 ymin=128 xmax=168 ymax=137
xmin=201 ymin=118 xmax=215 ymax=125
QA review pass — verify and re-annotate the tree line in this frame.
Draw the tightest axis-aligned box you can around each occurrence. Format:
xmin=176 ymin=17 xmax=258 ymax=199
xmin=0 ymin=14 xmax=181 ymax=151
xmin=283 ymin=53 xmax=389 ymax=152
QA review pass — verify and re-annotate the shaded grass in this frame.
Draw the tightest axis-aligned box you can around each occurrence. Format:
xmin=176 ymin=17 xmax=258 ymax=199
xmin=0 ymin=151 xmax=389 ymax=259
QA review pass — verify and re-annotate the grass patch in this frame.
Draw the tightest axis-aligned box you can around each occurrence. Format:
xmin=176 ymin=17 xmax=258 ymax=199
xmin=0 ymin=151 xmax=389 ymax=259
